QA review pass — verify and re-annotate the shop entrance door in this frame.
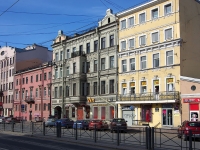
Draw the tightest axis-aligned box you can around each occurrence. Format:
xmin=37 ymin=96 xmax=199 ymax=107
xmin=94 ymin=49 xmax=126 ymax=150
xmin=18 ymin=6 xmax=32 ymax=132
xmin=77 ymin=108 xmax=83 ymax=120
xmin=122 ymin=110 xmax=135 ymax=126
xmin=162 ymin=109 xmax=173 ymax=126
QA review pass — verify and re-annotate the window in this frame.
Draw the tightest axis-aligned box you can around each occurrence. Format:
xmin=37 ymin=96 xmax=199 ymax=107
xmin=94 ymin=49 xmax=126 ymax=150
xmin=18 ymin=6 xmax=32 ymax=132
xmin=141 ymin=105 xmax=152 ymax=122
xmin=153 ymin=53 xmax=159 ymax=68
xmin=94 ymin=40 xmax=98 ymax=52
xmin=164 ymin=4 xmax=172 ymax=15
xmin=59 ymin=86 xmax=62 ymax=97
xmin=122 ymin=83 xmax=127 ymax=95
xmin=73 ymin=47 xmax=76 ymax=52
xmin=86 ymin=43 xmax=90 ymax=54
xmin=54 ymin=87 xmax=58 ymax=98
xmin=16 ymin=79 xmax=18 ymax=86
xmin=129 ymin=39 xmax=134 ymax=48
xmin=26 ymin=77 xmax=28 ymax=84
xmin=81 ymin=83 xmax=85 ymax=96
xmin=130 ymin=58 xmax=135 ymax=71
xmin=109 ymin=80 xmax=114 ymax=94
xmin=166 ymin=51 xmax=173 ymax=65
xmin=130 ymin=82 xmax=135 ymax=95
xmin=60 ymin=68 xmax=62 ymax=77
xmin=66 ymin=49 xmax=70 ymax=59
xmin=35 ymin=104 xmax=38 ymax=111
xmin=66 ymin=67 xmax=69 ymax=76
xmin=44 ymin=87 xmax=46 ymax=97
xmin=128 ymin=17 xmax=134 ymax=27
xmin=39 ymin=104 xmax=41 ymax=111
xmin=31 ymin=76 xmax=33 ymax=82
xmin=48 ymin=72 xmax=51 ymax=79
xmin=22 ymin=78 xmax=25 ymax=84
xmin=93 ymin=82 xmax=97 ymax=95
xmin=48 ymin=103 xmax=50 ymax=111
xmin=48 ymin=87 xmax=50 ymax=96
xmin=86 ymin=62 xmax=90 ymax=73
xmin=44 ymin=103 xmax=46 ymax=111
xmin=122 ymin=60 xmax=127 ymax=72
xmin=101 ymin=81 xmax=105 ymax=94
xmin=82 ymin=62 xmax=85 ymax=73
xmin=36 ymin=88 xmax=38 ymax=97
xmin=152 ymin=8 xmax=158 ymax=19
xmin=16 ymin=91 xmax=18 ymax=99
xmin=165 ymin=28 xmax=172 ymax=40
xmin=101 ymin=58 xmax=105 ymax=70
xmin=44 ymin=73 xmax=47 ymax=80
xmin=55 ymin=53 xmax=59 ymax=61
xmin=40 ymin=74 xmax=42 ymax=81
xmin=72 ymin=107 xmax=75 ymax=118
xmin=101 ymin=37 xmax=106 ymax=49
xmin=141 ymin=81 xmax=147 ymax=93
xmin=139 ymin=35 xmax=146 ymax=46
xmin=94 ymin=60 xmax=97 ymax=72
xmin=141 ymin=56 xmax=146 ymax=70
xmin=73 ymin=63 xmax=76 ymax=74
xmin=9 ymin=69 xmax=11 ymax=77
xmin=79 ymin=45 xmax=83 ymax=51
xmin=66 ymin=86 xmax=69 ymax=97
xmin=86 ymin=83 xmax=90 ymax=95
xmin=60 ymin=51 xmax=63 ymax=61
xmin=152 ymin=32 xmax=159 ymax=43
xmin=139 ymin=13 xmax=145 ymax=23
xmin=121 ymin=19 xmax=126 ymax=29
xmin=55 ymin=69 xmax=58 ymax=78
xmin=73 ymin=83 xmax=76 ymax=96
xmin=36 ymin=75 xmax=38 ymax=82
xmin=110 ymin=56 xmax=114 ymax=68
xmin=110 ymin=35 xmax=114 ymax=47
xmin=121 ymin=41 xmax=126 ymax=50
xmin=166 ymin=78 xmax=174 ymax=92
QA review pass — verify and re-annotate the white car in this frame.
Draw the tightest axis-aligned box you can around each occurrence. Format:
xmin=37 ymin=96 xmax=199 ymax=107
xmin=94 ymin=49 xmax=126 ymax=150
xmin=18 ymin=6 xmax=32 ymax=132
xmin=0 ymin=117 xmax=5 ymax=123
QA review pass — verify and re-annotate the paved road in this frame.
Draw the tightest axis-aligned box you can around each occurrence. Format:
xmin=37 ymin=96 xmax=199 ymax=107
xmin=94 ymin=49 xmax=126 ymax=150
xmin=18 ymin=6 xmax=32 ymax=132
xmin=0 ymin=133 xmax=111 ymax=150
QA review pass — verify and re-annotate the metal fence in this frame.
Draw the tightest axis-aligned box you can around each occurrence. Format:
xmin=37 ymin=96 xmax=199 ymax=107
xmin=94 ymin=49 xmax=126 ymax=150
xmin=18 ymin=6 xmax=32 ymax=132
xmin=0 ymin=122 xmax=200 ymax=150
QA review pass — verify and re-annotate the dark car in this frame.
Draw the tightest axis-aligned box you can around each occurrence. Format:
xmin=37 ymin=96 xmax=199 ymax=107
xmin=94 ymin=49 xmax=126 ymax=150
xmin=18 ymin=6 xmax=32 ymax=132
xmin=73 ymin=120 xmax=90 ymax=130
xmin=178 ymin=121 xmax=200 ymax=140
xmin=45 ymin=118 xmax=57 ymax=127
xmin=88 ymin=120 xmax=109 ymax=130
xmin=5 ymin=117 xmax=20 ymax=124
xmin=110 ymin=118 xmax=127 ymax=132
xmin=55 ymin=118 xmax=74 ymax=128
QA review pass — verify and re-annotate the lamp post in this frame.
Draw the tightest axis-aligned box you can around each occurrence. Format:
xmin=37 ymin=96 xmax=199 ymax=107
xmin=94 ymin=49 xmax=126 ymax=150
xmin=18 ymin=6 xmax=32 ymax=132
xmin=49 ymin=83 xmax=52 ymax=117
xmin=0 ymin=89 xmax=4 ymax=116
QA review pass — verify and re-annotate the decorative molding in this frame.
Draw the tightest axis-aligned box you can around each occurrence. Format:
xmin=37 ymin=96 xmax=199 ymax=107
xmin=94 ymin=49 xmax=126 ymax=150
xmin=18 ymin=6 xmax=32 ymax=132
xmin=180 ymin=76 xmax=200 ymax=83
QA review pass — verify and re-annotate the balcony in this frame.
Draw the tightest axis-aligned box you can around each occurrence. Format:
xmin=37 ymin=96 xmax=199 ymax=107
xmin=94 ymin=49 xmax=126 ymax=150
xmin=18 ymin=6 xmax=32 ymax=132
xmin=25 ymin=96 xmax=35 ymax=104
xmin=71 ymin=51 xmax=86 ymax=58
xmin=69 ymin=96 xmax=87 ymax=103
xmin=117 ymin=91 xmax=180 ymax=104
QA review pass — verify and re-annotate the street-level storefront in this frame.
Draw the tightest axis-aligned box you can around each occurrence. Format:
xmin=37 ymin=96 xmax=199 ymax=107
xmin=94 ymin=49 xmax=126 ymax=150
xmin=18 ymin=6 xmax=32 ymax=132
xmin=182 ymin=98 xmax=200 ymax=121
xmin=117 ymin=103 xmax=181 ymax=128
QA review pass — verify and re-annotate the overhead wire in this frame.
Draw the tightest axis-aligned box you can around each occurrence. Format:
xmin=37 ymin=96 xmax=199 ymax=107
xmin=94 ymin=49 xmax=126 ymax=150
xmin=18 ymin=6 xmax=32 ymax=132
xmin=0 ymin=0 xmax=20 ymax=17
xmin=99 ymin=0 xmax=109 ymax=9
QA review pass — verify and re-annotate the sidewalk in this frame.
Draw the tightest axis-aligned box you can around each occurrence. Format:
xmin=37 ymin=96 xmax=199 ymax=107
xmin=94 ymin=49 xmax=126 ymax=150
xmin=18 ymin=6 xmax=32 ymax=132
xmin=1 ymin=131 xmax=147 ymax=150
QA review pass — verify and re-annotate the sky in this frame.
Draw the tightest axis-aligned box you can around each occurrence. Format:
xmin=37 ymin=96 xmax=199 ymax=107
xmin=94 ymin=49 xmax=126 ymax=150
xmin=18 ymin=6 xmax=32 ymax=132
xmin=0 ymin=0 xmax=150 ymax=50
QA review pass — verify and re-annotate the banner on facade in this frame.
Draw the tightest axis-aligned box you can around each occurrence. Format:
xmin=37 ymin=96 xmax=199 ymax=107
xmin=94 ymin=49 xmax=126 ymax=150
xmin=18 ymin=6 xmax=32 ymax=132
xmin=183 ymin=98 xmax=200 ymax=103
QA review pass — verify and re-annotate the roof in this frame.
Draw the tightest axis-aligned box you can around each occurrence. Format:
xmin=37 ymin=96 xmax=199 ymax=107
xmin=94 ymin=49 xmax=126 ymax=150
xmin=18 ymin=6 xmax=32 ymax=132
xmin=180 ymin=76 xmax=200 ymax=83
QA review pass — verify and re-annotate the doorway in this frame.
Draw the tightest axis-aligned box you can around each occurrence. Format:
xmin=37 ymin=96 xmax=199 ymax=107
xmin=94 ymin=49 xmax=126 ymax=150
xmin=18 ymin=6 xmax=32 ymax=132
xmin=29 ymin=111 xmax=32 ymax=121
xmin=77 ymin=107 xmax=83 ymax=120
xmin=54 ymin=106 xmax=61 ymax=119
xmin=162 ymin=109 xmax=173 ymax=126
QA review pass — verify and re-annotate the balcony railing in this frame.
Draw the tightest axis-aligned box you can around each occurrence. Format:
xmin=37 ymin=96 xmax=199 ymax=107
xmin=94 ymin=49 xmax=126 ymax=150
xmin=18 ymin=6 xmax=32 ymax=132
xmin=25 ymin=96 xmax=35 ymax=104
xmin=118 ymin=91 xmax=180 ymax=102
xmin=71 ymin=51 xmax=86 ymax=58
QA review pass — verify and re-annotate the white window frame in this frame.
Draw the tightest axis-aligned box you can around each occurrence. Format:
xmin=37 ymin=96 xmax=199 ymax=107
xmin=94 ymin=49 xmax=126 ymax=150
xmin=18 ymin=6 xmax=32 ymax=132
xmin=138 ymin=11 xmax=146 ymax=24
xmin=166 ymin=50 xmax=174 ymax=66
xmin=73 ymin=47 xmax=76 ymax=53
xmin=152 ymin=53 xmax=160 ymax=68
xmin=66 ymin=67 xmax=69 ymax=76
xmin=151 ymin=31 xmax=159 ymax=43
xmin=130 ymin=58 xmax=135 ymax=71
xmin=139 ymin=35 xmax=147 ymax=46
xmin=151 ymin=7 xmax=159 ymax=20
xmin=66 ymin=49 xmax=70 ymax=59
xmin=128 ymin=38 xmax=135 ymax=49
xmin=121 ymin=19 xmax=126 ymax=29
xmin=120 ymin=40 xmax=126 ymax=51
xmin=139 ymin=80 xmax=147 ymax=94
xmin=128 ymin=16 xmax=135 ymax=28
xmin=164 ymin=2 xmax=172 ymax=16
xmin=165 ymin=77 xmax=175 ymax=92
xmin=164 ymin=27 xmax=173 ymax=41
xmin=60 ymin=68 xmax=62 ymax=78
xmin=140 ymin=56 xmax=147 ymax=70
xmin=60 ymin=51 xmax=63 ymax=61
xmin=121 ymin=82 xmax=127 ymax=95
xmin=122 ymin=59 xmax=127 ymax=72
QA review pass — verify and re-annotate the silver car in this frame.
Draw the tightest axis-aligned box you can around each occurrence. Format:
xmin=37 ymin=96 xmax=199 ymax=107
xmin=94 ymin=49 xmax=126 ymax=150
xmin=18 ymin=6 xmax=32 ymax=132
xmin=45 ymin=118 xmax=57 ymax=127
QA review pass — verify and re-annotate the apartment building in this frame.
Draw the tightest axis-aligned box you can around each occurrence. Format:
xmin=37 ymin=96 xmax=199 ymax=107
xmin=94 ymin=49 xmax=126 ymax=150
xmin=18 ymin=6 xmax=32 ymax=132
xmin=0 ymin=44 xmax=52 ymax=117
xmin=14 ymin=62 xmax=52 ymax=121
xmin=116 ymin=0 xmax=200 ymax=127
xmin=51 ymin=9 xmax=118 ymax=120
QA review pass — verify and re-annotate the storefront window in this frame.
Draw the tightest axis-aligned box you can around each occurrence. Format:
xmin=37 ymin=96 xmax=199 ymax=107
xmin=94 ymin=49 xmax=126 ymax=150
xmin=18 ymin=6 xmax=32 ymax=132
xmin=162 ymin=104 xmax=173 ymax=126
xmin=94 ymin=107 xmax=98 ymax=119
xmin=141 ymin=105 xmax=152 ymax=122
xmin=110 ymin=106 xmax=114 ymax=119
xmin=101 ymin=107 xmax=106 ymax=120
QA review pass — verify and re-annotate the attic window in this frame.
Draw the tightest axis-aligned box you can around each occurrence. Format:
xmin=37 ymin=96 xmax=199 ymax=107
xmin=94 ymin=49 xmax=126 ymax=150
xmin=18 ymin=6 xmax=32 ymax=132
xmin=108 ymin=18 xmax=110 ymax=23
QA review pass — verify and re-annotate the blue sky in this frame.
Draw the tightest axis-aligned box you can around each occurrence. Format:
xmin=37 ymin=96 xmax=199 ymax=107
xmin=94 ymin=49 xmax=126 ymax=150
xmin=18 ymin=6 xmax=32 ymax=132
xmin=0 ymin=0 xmax=149 ymax=50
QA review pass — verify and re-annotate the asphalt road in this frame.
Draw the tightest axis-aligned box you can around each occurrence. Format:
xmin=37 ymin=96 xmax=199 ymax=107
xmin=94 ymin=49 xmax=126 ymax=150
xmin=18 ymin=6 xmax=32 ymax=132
xmin=0 ymin=133 xmax=110 ymax=150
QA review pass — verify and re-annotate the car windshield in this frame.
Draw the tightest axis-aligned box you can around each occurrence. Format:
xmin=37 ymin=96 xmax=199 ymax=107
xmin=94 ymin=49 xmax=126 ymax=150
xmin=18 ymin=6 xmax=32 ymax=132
xmin=113 ymin=119 xmax=125 ymax=123
xmin=188 ymin=122 xmax=200 ymax=127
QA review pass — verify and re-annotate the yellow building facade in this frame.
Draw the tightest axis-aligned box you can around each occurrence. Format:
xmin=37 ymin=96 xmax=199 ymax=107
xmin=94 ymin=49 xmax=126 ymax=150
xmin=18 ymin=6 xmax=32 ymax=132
xmin=116 ymin=0 xmax=200 ymax=128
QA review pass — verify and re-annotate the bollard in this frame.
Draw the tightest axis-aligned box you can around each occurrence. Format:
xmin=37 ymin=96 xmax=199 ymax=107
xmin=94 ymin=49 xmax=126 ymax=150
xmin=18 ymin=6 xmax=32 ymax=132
xmin=75 ymin=122 xmax=78 ymax=140
xmin=58 ymin=122 xmax=61 ymax=138
xmin=21 ymin=120 xmax=23 ymax=133
xmin=43 ymin=122 xmax=45 ymax=136
xmin=151 ymin=127 xmax=154 ymax=150
xmin=31 ymin=121 xmax=34 ymax=136
xmin=11 ymin=120 xmax=14 ymax=132
xmin=94 ymin=124 xmax=97 ymax=143
xmin=56 ymin=122 xmax=59 ymax=137
xmin=117 ymin=126 xmax=120 ymax=146
xmin=189 ymin=130 xmax=192 ymax=150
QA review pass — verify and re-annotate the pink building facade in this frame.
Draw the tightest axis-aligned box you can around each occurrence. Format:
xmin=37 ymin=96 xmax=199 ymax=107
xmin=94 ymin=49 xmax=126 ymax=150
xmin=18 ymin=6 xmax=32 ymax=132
xmin=14 ymin=63 xmax=52 ymax=121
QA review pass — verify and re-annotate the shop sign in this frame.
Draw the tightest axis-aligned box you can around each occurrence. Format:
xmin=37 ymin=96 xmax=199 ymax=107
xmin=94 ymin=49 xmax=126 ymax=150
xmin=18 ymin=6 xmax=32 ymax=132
xmin=154 ymin=80 xmax=159 ymax=85
xmin=87 ymin=97 xmax=95 ymax=103
xmin=122 ymin=83 xmax=127 ymax=88
xmin=167 ymin=78 xmax=173 ymax=83
xmin=141 ymin=81 xmax=146 ymax=86
xmin=122 ymin=106 xmax=135 ymax=111
xmin=130 ymin=82 xmax=135 ymax=87
xmin=183 ymin=98 xmax=200 ymax=103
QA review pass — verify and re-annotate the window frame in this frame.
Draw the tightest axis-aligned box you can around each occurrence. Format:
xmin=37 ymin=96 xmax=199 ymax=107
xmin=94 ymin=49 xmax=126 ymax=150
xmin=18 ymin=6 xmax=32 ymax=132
xmin=109 ymin=79 xmax=115 ymax=94
xmin=139 ymin=35 xmax=146 ymax=46
xmin=164 ymin=27 xmax=173 ymax=41
xmin=101 ymin=37 xmax=106 ymax=49
xmin=128 ymin=38 xmax=135 ymax=49
xmin=94 ymin=60 xmax=98 ymax=72
xmin=121 ymin=19 xmax=126 ymax=29
xmin=94 ymin=40 xmax=98 ymax=52
xmin=121 ymin=40 xmax=126 ymax=51
xmin=151 ymin=31 xmax=159 ymax=43
xmin=101 ymin=58 xmax=105 ymax=70
xmin=140 ymin=56 xmax=147 ymax=70
xmin=164 ymin=3 xmax=172 ymax=16
xmin=128 ymin=16 xmax=134 ymax=28
xmin=130 ymin=58 xmax=135 ymax=71
xmin=122 ymin=59 xmax=127 ymax=72
xmin=110 ymin=35 xmax=114 ymax=47
xmin=110 ymin=56 xmax=114 ymax=69
xmin=166 ymin=50 xmax=174 ymax=66
xmin=139 ymin=12 xmax=146 ymax=24
xmin=151 ymin=8 xmax=159 ymax=20
xmin=101 ymin=81 xmax=106 ymax=94
xmin=153 ymin=53 xmax=160 ymax=68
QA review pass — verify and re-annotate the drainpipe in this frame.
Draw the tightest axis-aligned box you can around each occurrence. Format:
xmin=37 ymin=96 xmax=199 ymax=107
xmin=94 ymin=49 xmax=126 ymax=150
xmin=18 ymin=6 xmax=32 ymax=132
xmin=41 ymin=66 xmax=44 ymax=121
xmin=61 ymin=42 xmax=65 ymax=118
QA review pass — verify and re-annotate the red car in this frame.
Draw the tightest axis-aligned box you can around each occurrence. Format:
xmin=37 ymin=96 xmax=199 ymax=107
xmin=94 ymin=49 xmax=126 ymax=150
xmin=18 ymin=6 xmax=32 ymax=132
xmin=178 ymin=121 xmax=200 ymax=140
xmin=88 ymin=120 xmax=109 ymax=130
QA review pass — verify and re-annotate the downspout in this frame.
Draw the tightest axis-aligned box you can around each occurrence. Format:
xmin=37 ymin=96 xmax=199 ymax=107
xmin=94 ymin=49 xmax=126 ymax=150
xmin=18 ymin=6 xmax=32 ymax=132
xmin=62 ymin=42 xmax=65 ymax=118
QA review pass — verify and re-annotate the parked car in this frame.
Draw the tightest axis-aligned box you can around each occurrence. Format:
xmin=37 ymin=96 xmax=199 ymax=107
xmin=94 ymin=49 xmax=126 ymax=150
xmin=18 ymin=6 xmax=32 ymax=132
xmin=0 ymin=117 xmax=6 ymax=123
xmin=110 ymin=118 xmax=127 ymax=133
xmin=55 ymin=118 xmax=74 ymax=128
xmin=178 ymin=121 xmax=200 ymax=140
xmin=45 ymin=118 xmax=57 ymax=127
xmin=73 ymin=120 xmax=90 ymax=130
xmin=88 ymin=120 xmax=109 ymax=130
xmin=5 ymin=117 xmax=19 ymax=124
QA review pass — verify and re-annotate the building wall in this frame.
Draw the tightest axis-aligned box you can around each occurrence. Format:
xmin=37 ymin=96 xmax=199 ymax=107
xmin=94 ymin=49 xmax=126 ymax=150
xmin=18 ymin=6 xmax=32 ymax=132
xmin=14 ymin=65 xmax=52 ymax=121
